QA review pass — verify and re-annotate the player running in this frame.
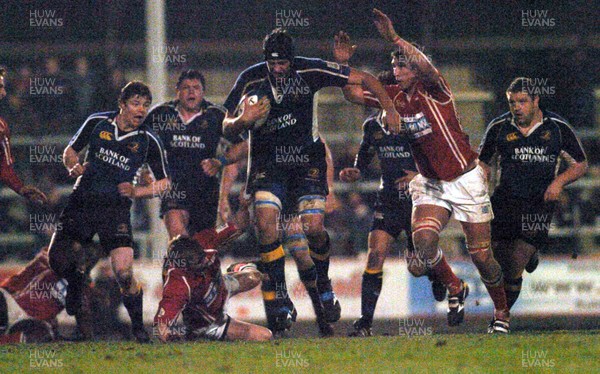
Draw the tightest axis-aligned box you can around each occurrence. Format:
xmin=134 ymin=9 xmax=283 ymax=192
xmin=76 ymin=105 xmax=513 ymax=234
xmin=340 ymin=74 xmax=451 ymax=336
xmin=0 ymin=67 xmax=47 ymax=205
xmin=478 ymin=77 xmax=587 ymax=322
xmin=335 ymin=9 xmax=510 ymax=333
xmin=146 ymin=69 xmax=245 ymax=239
xmin=222 ymin=28 xmax=400 ymax=335
xmin=154 ymin=237 xmax=272 ymax=342
xmin=48 ymin=82 xmax=170 ymax=343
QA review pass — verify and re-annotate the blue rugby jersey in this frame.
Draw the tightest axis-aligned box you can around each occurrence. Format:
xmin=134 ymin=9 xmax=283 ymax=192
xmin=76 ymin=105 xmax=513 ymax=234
xmin=478 ymin=110 xmax=586 ymax=200
xmin=69 ymin=111 xmax=169 ymax=195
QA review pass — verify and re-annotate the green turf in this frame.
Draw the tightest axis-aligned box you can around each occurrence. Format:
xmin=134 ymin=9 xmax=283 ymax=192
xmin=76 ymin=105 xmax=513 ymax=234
xmin=1 ymin=332 xmax=598 ymax=373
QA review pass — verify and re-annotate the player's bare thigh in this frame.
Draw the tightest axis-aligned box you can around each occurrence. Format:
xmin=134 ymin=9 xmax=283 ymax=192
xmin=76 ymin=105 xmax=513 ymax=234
xmin=109 ymin=246 xmax=138 ymax=294
xmin=366 ymin=230 xmax=395 ymax=271
xmin=163 ymin=209 xmax=190 ymax=239
xmin=411 ymin=204 xmax=451 ymax=250
xmin=225 ymin=318 xmax=272 ymax=341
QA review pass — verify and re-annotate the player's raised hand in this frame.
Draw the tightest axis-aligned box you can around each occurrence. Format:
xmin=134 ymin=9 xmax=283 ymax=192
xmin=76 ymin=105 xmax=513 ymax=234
xmin=240 ymin=95 xmax=271 ymax=125
xmin=118 ymin=182 xmax=136 ymax=198
xmin=382 ymin=108 xmax=402 ymax=135
xmin=339 ymin=167 xmax=361 ymax=182
xmin=19 ymin=185 xmax=48 ymax=205
xmin=373 ymin=8 xmax=399 ymax=42
xmin=201 ymin=158 xmax=222 ymax=177
xmin=333 ymin=31 xmax=357 ymax=65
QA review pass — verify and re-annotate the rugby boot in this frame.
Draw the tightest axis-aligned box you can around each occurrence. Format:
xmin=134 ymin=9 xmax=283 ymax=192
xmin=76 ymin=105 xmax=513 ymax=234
xmin=318 ymin=279 xmax=341 ymax=323
xmin=427 ymin=271 xmax=447 ymax=302
xmin=525 ymin=250 xmax=539 ymax=273
xmin=447 ymin=280 xmax=469 ymax=326
xmin=487 ymin=318 xmax=510 ymax=334
xmin=348 ymin=317 xmax=373 ymax=337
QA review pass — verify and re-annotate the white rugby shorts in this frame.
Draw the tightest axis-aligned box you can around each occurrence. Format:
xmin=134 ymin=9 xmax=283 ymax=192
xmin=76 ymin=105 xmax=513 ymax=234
xmin=409 ymin=165 xmax=493 ymax=223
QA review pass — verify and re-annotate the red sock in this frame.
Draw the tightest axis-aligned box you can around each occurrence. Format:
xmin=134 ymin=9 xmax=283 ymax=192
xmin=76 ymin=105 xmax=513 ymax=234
xmin=0 ymin=332 xmax=25 ymax=344
xmin=431 ymin=256 xmax=462 ymax=295
xmin=485 ymin=282 xmax=509 ymax=316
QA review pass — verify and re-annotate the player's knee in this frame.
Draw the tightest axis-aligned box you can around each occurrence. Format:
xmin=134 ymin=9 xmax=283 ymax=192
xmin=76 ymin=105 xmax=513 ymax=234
xmin=468 ymin=240 xmax=493 ymax=266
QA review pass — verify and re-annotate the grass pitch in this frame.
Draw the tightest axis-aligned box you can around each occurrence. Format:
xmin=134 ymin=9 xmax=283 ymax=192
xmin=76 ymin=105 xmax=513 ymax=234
xmin=1 ymin=331 xmax=597 ymax=373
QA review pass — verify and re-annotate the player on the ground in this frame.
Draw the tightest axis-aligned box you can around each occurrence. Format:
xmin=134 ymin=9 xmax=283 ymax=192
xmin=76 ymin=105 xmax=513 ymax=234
xmin=0 ymin=67 xmax=47 ymax=205
xmin=222 ymin=28 xmax=400 ymax=335
xmin=339 ymin=73 xmax=450 ymax=336
xmin=0 ymin=246 xmax=98 ymax=344
xmin=146 ymin=69 xmax=245 ymax=239
xmin=478 ymin=77 xmax=587 ymax=319
xmin=153 ymin=237 xmax=272 ymax=342
xmin=48 ymin=81 xmax=170 ymax=343
xmin=335 ymin=9 xmax=510 ymax=333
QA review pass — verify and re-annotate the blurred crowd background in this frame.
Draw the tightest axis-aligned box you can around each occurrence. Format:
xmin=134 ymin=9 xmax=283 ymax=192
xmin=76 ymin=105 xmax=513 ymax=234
xmin=0 ymin=0 xmax=598 ymax=261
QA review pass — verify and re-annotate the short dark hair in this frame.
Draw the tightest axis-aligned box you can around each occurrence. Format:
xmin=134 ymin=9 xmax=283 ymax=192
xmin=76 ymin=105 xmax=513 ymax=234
xmin=166 ymin=237 xmax=205 ymax=270
xmin=263 ymin=28 xmax=294 ymax=61
xmin=119 ymin=81 xmax=152 ymax=104
xmin=506 ymin=77 xmax=538 ymax=99
xmin=176 ymin=69 xmax=206 ymax=90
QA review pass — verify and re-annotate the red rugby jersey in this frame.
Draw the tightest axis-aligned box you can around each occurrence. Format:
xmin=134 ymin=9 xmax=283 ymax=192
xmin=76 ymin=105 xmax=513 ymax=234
xmin=154 ymin=250 xmax=229 ymax=333
xmin=0 ymin=116 xmax=24 ymax=192
xmin=364 ymin=77 xmax=477 ymax=181
xmin=0 ymin=248 xmax=65 ymax=321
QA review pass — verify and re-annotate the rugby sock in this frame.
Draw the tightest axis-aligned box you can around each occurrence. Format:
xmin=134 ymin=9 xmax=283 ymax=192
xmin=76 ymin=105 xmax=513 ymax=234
xmin=482 ymin=274 xmax=509 ymax=314
xmin=505 ymin=277 xmax=523 ymax=310
xmin=122 ymin=288 xmax=144 ymax=331
xmin=430 ymin=251 xmax=462 ymax=295
xmin=259 ymin=242 xmax=288 ymax=321
xmin=361 ymin=270 xmax=383 ymax=323
xmin=309 ymin=231 xmax=332 ymax=295
xmin=298 ymin=266 xmax=326 ymax=321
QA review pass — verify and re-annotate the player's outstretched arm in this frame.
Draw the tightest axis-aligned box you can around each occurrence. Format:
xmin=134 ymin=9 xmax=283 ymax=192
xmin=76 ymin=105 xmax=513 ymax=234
xmin=373 ymin=8 xmax=440 ymax=85
xmin=348 ymin=69 xmax=400 ymax=133
xmin=63 ymin=146 xmax=86 ymax=178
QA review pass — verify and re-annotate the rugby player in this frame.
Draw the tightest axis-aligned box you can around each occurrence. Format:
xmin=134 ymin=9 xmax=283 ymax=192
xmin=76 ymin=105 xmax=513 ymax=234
xmin=0 ymin=67 xmax=47 ymax=205
xmin=335 ymin=9 xmax=510 ymax=333
xmin=0 ymin=246 xmax=98 ymax=343
xmin=339 ymin=73 xmax=450 ymax=336
xmin=222 ymin=28 xmax=400 ymax=334
xmin=48 ymin=81 xmax=170 ymax=343
xmin=146 ymin=69 xmax=245 ymax=239
xmin=478 ymin=77 xmax=587 ymax=320
xmin=153 ymin=237 xmax=272 ymax=342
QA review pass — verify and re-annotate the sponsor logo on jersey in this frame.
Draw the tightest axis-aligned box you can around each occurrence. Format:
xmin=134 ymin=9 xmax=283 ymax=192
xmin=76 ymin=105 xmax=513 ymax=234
xmin=307 ymin=168 xmax=320 ymax=179
xmin=506 ymin=132 xmax=519 ymax=142
xmin=540 ymin=130 xmax=551 ymax=141
xmin=326 ymin=61 xmax=340 ymax=70
xmin=374 ymin=131 xmax=384 ymax=140
xmin=99 ymin=131 xmax=113 ymax=141
xmin=401 ymin=112 xmax=432 ymax=139
xmin=254 ymin=172 xmax=266 ymax=180
xmin=200 ymin=120 xmax=209 ymax=129
xmin=127 ymin=142 xmax=140 ymax=153
xmin=117 ymin=223 xmax=129 ymax=234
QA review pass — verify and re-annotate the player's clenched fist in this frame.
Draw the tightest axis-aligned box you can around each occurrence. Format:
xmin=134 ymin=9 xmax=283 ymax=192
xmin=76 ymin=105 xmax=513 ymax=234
xmin=339 ymin=167 xmax=361 ymax=182
xmin=118 ymin=182 xmax=136 ymax=198
xmin=68 ymin=162 xmax=87 ymax=178
xmin=201 ymin=158 xmax=222 ymax=177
